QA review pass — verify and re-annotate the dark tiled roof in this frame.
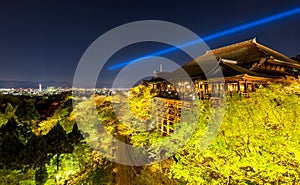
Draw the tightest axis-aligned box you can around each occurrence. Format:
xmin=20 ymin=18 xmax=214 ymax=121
xmin=174 ymin=38 xmax=300 ymax=78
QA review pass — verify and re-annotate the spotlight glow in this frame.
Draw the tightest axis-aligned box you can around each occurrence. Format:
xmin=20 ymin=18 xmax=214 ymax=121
xmin=108 ymin=6 xmax=300 ymax=70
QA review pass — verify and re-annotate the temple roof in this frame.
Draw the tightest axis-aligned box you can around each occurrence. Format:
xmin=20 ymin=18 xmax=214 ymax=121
xmin=169 ymin=38 xmax=300 ymax=79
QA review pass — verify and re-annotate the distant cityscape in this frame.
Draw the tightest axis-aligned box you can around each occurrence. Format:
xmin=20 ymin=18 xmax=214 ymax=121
xmin=0 ymin=82 xmax=128 ymax=97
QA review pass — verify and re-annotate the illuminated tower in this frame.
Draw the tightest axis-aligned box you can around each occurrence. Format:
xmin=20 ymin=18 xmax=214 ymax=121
xmin=39 ymin=83 xmax=42 ymax=92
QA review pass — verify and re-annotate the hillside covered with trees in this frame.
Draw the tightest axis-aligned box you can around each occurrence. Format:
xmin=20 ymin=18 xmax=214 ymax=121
xmin=1 ymin=81 xmax=300 ymax=184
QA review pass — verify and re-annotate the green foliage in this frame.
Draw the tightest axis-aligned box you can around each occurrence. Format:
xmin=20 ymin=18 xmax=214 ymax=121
xmin=2 ymin=82 xmax=300 ymax=184
xmin=133 ymin=159 xmax=178 ymax=185
xmin=33 ymin=95 xmax=73 ymax=135
xmin=35 ymin=165 xmax=48 ymax=185
xmin=0 ymin=93 xmax=86 ymax=184
xmin=0 ymin=168 xmax=35 ymax=184
xmin=128 ymin=85 xmax=152 ymax=120
xmin=169 ymin=82 xmax=300 ymax=184
xmin=43 ymin=153 xmax=80 ymax=184
xmin=0 ymin=103 xmax=18 ymax=127
xmin=15 ymin=99 xmax=40 ymax=123
xmin=65 ymin=144 xmax=112 ymax=185
xmin=0 ymin=118 xmax=25 ymax=170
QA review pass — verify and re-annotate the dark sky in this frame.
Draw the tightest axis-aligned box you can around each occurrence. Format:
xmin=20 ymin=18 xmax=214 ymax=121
xmin=0 ymin=0 xmax=300 ymax=86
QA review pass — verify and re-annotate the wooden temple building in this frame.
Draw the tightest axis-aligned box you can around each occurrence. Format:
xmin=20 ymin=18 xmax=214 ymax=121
xmin=146 ymin=38 xmax=300 ymax=99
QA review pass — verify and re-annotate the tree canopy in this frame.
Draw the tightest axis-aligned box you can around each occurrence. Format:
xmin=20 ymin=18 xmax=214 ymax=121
xmin=1 ymin=82 xmax=300 ymax=184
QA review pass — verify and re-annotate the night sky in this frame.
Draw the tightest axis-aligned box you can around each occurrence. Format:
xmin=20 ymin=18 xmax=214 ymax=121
xmin=0 ymin=1 xmax=300 ymax=87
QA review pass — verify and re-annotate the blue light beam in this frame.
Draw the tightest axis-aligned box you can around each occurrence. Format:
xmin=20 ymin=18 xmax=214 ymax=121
xmin=108 ymin=6 xmax=300 ymax=70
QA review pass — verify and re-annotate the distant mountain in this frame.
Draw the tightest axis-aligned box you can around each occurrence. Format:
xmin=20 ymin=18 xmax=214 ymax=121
xmin=0 ymin=80 xmax=72 ymax=88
